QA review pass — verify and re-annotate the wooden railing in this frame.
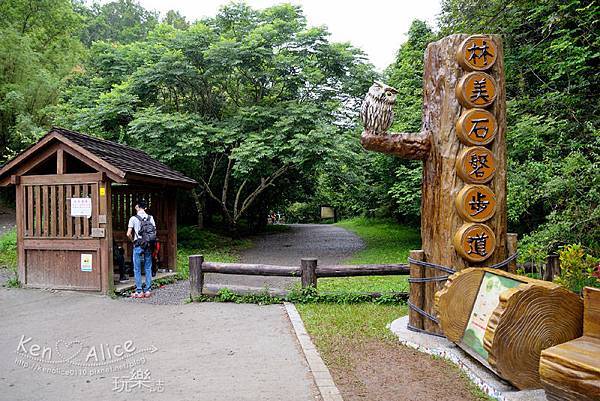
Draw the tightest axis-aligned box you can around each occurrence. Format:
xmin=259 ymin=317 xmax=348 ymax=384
xmin=188 ymin=255 xmax=410 ymax=299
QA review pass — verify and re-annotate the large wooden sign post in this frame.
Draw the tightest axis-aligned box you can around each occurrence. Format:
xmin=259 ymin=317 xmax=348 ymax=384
xmin=360 ymin=34 xmax=507 ymax=335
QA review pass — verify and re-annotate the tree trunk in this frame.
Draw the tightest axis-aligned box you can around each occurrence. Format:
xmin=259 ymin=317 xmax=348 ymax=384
xmin=361 ymin=34 xmax=507 ymax=335
xmin=191 ymin=189 xmax=205 ymax=229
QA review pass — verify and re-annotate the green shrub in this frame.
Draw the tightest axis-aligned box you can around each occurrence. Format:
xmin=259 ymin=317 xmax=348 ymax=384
xmin=0 ymin=228 xmax=17 ymax=270
xmin=554 ymin=244 xmax=600 ymax=295
xmin=284 ymin=202 xmax=320 ymax=224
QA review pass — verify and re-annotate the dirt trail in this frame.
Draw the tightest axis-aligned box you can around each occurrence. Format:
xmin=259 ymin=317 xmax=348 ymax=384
xmin=203 ymin=224 xmax=364 ymax=290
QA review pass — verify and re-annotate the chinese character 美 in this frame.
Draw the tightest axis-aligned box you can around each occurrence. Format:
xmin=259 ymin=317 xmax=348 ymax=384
xmin=467 ymin=40 xmax=494 ymax=66
xmin=470 ymin=78 xmax=490 ymax=103
xmin=467 ymin=232 xmax=489 ymax=256
xmin=469 ymin=153 xmax=490 ymax=178
xmin=469 ymin=118 xmax=489 ymax=139
xmin=469 ymin=191 xmax=490 ymax=216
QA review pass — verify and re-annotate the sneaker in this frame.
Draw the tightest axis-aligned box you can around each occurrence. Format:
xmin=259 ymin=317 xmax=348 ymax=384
xmin=119 ymin=276 xmax=129 ymax=283
xmin=144 ymin=291 xmax=151 ymax=298
xmin=130 ymin=292 xmax=143 ymax=298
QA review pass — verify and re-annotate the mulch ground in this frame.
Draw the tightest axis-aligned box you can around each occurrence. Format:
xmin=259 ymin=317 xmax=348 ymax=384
xmin=324 ymin=339 xmax=486 ymax=401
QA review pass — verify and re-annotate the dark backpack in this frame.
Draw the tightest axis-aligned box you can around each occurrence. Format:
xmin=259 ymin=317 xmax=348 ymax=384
xmin=135 ymin=215 xmax=157 ymax=249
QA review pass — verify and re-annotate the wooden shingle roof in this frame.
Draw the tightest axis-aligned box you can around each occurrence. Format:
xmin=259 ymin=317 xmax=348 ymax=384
xmin=0 ymin=127 xmax=197 ymax=188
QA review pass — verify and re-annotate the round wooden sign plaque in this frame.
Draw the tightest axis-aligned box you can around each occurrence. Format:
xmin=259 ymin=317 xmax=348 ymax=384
xmin=456 ymin=72 xmax=497 ymax=108
xmin=456 ymin=35 xmax=497 ymax=71
xmin=456 ymin=108 xmax=497 ymax=146
xmin=453 ymin=223 xmax=496 ymax=262
xmin=456 ymin=146 xmax=496 ymax=184
xmin=455 ymin=184 xmax=497 ymax=222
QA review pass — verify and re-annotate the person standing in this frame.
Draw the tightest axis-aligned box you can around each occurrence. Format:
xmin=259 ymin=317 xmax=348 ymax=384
xmin=127 ymin=199 xmax=157 ymax=298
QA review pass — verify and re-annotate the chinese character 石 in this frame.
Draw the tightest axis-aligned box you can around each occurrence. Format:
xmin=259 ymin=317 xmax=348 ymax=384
xmin=469 ymin=118 xmax=489 ymax=139
xmin=469 ymin=191 xmax=489 ymax=216
xmin=469 ymin=153 xmax=490 ymax=178
xmin=467 ymin=232 xmax=489 ymax=256
xmin=467 ymin=40 xmax=494 ymax=66
xmin=470 ymin=78 xmax=490 ymax=103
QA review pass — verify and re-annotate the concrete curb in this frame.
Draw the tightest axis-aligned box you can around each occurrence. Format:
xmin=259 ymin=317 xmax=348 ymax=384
xmin=284 ymin=302 xmax=344 ymax=401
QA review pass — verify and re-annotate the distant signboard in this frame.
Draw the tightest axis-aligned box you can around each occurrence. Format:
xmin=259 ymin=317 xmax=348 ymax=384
xmin=460 ymin=272 xmax=522 ymax=365
xmin=320 ymin=206 xmax=335 ymax=219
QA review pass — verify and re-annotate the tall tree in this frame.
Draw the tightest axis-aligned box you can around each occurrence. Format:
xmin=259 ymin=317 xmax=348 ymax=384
xmin=0 ymin=0 xmax=83 ymax=162
xmin=53 ymin=3 xmax=375 ymax=232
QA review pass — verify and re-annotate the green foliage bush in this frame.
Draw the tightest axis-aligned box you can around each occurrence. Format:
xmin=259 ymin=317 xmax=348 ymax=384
xmin=0 ymin=228 xmax=17 ymax=270
xmin=554 ymin=244 xmax=600 ymax=295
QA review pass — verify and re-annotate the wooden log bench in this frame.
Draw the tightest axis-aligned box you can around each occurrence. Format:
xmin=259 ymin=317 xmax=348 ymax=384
xmin=539 ymin=287 xmax=600 ymax=401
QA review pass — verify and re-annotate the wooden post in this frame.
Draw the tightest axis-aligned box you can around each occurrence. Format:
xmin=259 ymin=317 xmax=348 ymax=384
xmin=360 ymin=34 xmax=507 ymax=336
xmin=507 ymin=233 xmax=518 ymax=273
xmin=189 ymin=255 xmax=204 ymax=299
xmin=166 ymin=190 xmax=178 ymax=271
xmin=301 ymin=258 xmax=318 ymax=289
xmin=544 ymin=254 xmax=560 ymax=282
xmin=98 ymin=180 xmax=113 ymax=293
xmin=408 ymin=250 xmax=425 ymax=331
xmin=15 ymin=180 xmax=25 ymax=286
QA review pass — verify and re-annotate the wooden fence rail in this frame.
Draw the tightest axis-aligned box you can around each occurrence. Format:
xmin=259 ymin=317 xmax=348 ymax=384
xmin=189 ymin=255 xmax=409 ymax=299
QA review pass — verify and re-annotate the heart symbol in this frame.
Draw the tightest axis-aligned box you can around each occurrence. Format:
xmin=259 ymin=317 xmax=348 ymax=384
xmin=55 ymin=339 xmax=84 ymax=363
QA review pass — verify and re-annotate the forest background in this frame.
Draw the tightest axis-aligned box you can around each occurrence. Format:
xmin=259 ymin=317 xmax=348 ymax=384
xmin=0 ymin=0 xmax=597 ymax=260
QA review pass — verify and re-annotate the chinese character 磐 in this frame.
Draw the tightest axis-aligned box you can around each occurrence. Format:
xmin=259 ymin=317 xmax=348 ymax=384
xmin=469 ymin=153 xmax=490 ymax=178
xmin=467 ymin=40 xmax=494 ymax=66
xmin=469 ymin=118 xmax=489 ymax=139
xmin=469 ymin=191 xmax=490 ymax=216
xmin=470 ymin=78 xmax=490 ymax=103
xmin=467 ymin=232 xmax=489 ymax=256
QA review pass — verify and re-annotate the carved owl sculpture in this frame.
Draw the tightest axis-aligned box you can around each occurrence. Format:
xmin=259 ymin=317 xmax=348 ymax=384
xmin=360 ymin=81 xmax=398 ymax=134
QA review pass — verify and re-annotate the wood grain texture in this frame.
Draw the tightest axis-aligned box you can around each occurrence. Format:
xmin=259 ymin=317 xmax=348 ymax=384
xmin=435 ymin=268 xmax=486 ymax=342
xmin=408 ymin=250 xmax=425 ymax=330
xmin=540 ymin=337 xmax=600 ymax=401
xmin=360 ymin=131 xmax=430 ymax=160
xmin=539 ymin=287 xmax=600 ymax=400
xmin=583 ymin=287 xmax=600 ymax=338
xmin=485 ymin=282 xmax=583 ymax=389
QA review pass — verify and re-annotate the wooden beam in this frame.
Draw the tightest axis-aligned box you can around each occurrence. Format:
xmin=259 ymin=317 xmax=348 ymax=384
xmin=201 ymin=261 xmax=301 ymax=276
xmin=56 ymin=148 xmax=65 ymax=174
xmin=20 ymin=173 xmax=104 ymax=185
xmin=316 ymin=263 xmax=410 ymax=277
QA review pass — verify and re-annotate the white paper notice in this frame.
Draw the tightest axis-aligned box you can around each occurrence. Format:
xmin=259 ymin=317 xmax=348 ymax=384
xmin=81 ymin=254 xmax=93 ymax=272
xmin=71 ymin=197 xmax=92 ymax=218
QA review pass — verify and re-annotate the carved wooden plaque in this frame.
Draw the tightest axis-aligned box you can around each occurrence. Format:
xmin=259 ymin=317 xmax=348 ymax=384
xmin=456 ymin=35 xmax=497 ymax=71
xmin=456 ymin=108 xmax=497 ymax=146
xmin=453 ymin=223 xmax=496 ymax=262
xmin=456 ymin=146 xmax=496 ymax=184
xmin=455 ymin=184 xmax=497 ymax=222
xmin=456 ymin=72 xmax=497 ymax=108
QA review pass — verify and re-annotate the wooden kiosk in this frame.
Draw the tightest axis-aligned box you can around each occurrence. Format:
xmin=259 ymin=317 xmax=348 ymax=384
xmin=0 ymin=127 xmax=196 ymax=293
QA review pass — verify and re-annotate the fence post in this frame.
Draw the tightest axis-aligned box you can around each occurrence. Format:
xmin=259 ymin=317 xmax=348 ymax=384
xmin=189 ymin=255 xmax=204 ymax=300
xmin=545 ymin=254 xmax=560 ymax=282
xmin=301 ymin=258 xmax=318 ymax=289
xmin=408 ymin=250 xmax=425 ymax=331
xmin=507 ymin=233 xmax=518 ymax=273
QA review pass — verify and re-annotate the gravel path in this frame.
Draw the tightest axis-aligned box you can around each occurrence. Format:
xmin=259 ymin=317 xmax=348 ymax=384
xmin=130 ymin=224 xmax=364 ymax=305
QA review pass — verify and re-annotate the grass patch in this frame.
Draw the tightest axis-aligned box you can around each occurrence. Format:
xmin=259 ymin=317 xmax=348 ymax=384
xmin=0 ymin=228 xmax=17 ymax=270
xmin=176 ymin=225 xmax=252 ymax=278
xmin=297 ymin=218 xmax=418 ymax=341
xmin=316 ymin=217 xmax=420 ymax=294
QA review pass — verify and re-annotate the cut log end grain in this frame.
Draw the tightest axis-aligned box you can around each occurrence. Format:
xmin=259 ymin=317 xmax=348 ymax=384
xmin=485 ymin=284 xmax=583 ymax=389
